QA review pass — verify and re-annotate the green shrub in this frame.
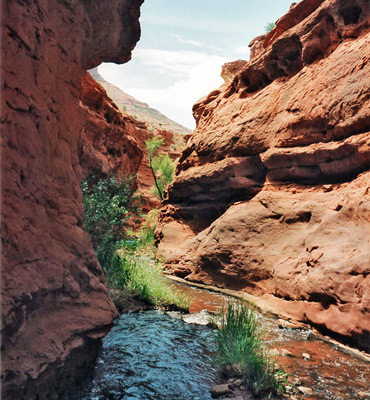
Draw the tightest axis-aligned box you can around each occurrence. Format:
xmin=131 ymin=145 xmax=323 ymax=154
xmin=82 ymin=174 xmax=141 ymax=270
xmin=214 ymin=301 xmax=277 ymax=396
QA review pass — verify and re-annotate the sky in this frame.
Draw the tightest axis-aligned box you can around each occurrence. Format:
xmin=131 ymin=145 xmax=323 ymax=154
xmin=99 ymin=0 xmax=295 ymax=130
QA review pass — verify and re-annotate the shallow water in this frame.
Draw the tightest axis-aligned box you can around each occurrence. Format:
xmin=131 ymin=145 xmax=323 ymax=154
xmin=67 ymin=281 xmax=370 ymax=400
xmin=174 ymin=281 xmax=370 ymax=400
xmin=67 ymin=310 xmax=217 ymax=400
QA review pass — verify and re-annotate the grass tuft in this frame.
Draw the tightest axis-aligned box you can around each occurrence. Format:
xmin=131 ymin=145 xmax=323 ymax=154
xmin=109 ymin=248 xmax=189 ymax=311
xmin=214 ymin=301 xmax=278 ymax=396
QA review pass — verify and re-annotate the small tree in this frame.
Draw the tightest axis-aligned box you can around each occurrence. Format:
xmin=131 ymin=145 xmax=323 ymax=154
xmin=264 ymin=22 xmax=276 ymax=33
xmin=145 ymin=136 xmax=175 ymax=200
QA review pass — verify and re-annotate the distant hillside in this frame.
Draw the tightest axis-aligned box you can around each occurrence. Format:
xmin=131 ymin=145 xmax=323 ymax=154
xmin=89 ymin=68 xmax=191 ymax=136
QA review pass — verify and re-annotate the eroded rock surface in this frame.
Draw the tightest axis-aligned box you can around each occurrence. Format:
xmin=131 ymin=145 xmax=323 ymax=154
xmin=157 ymin=0 xmax=370 ymax=351
xmin=1 ymin=0 xmax=143 ymax=398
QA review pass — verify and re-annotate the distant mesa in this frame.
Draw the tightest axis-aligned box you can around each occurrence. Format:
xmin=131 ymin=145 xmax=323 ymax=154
xmin=89 ymin=68 xmax=191 ymax=136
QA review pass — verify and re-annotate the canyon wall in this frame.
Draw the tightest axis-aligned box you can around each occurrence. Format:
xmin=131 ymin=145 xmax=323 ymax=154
xmin=158 ymin=0 xmax=370 ymax=351
xmin=1 ymin=0 xmax=143 ymax=398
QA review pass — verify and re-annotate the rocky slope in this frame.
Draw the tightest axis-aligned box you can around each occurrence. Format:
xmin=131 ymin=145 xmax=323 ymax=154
xmin=157 ymin=0 xmax=370 ymax=352
xmin=1 ymin=0 xmax=144 ymax=398
xmin=89 ymin=67 xmax=191 ymax=136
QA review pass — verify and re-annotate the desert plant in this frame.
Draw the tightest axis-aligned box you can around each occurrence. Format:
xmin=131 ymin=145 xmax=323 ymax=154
xmin=82 ymin=174 xmax=141 ymax=270
xmin=214 ymin=301 xmax=277 ymax=396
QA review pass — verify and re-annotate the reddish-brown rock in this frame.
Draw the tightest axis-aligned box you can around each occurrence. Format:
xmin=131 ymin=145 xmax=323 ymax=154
xmin=80 ymin=71 xmax=144 ymax=179
xmin=1 ymin=0 xmax=143 ymax=398
xmin=158 ymin=0 xmax=370 ymax=351
xmin=221 ymin=60 xmax=248 ymax=84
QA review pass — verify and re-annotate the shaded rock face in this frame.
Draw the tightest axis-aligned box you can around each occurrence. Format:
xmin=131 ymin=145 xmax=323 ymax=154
xmin=80 ymin=71 xmax=143 ymax=179
xmin=158 ymin=0 xmax=370 ymax=351
xmin=1 ymin=0 xmax=143 ymax=398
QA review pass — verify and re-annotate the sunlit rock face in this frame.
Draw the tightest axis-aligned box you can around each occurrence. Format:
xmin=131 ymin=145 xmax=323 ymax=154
xmin=1 ymin=0 xmax=143 ymax=398
xmin=157 ymin=0 xmax=370 ymax=351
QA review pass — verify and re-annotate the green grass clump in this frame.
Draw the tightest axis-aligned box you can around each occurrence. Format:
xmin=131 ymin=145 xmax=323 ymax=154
xmin=214 ymin=301 xmax=277 ymax=396
xmin=109 ymin=248 xmax=189 ymax=311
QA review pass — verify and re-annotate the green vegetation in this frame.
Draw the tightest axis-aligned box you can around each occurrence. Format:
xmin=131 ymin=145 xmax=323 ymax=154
xmin=107 ymin=210 xmax=188 ymax=310
xmin=134 ymin=209 xmax=160 ymax=253
xmin=264 ymin=22 xmax=276 ymax=32
xmin=110 ymin=247 xmax=189 ymax=311
xmin=82 ymin=174 xmax=141 ymax=269
xmin=214 ymin=301 xmax=278 ymax=396
xmin=145 ymin=135 xmax=176 ymax=200
xmin=82 ymin=176 xmax=187 ymax=310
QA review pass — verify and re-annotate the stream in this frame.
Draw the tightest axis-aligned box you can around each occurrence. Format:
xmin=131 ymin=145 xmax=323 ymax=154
xmin=66 ymin=281 xmax=370 ymax=400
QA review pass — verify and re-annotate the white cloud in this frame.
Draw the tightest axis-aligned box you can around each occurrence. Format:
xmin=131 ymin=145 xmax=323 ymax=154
xmin=99 ymin=49 xmax=233 ymax=129
xmin=235 ymin=46 xmax=251 ymax=58
xmin=132 ymin=48 xmax=223 ymax=79
xmin=171 ymin=34 xmax=203 ymax=48
xmin=141 ymin=13 xmax=261 ymax=35
xmin=121 ymin=50 xmax=231 ymax=129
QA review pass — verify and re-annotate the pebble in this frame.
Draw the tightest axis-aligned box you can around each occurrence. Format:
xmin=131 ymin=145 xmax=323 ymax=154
xmin=293 ymin=377 xmax=302 ymax=386
xmin=323 ymin=184 xmax=333 ymax=192
xmin=281 ymin=348 xmax=294 ymax=357
xmin=210 ymin=384 xmax=231 ymax=398
xmin=302 ymin=352 xmax=311 ymax=359
xmin=298 ymin=386 xmax=314 ymax=396
xmin=278 ymin=319 xmax=304 ymax=329
xmin=234 ymin=379 xmax=243 ymax=387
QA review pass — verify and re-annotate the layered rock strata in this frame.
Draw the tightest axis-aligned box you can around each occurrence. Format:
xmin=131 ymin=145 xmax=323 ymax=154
xmin=157 ymin=0 xmax=370 ymax=351
xmin=1 ymin=0 xmax=143 ymax=398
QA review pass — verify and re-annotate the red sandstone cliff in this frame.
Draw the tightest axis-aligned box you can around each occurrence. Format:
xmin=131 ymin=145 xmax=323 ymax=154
xmin=1 ymin=0 xmax=144 ymax=398
xmin=157 ymin=0 xmax=370 ymax=352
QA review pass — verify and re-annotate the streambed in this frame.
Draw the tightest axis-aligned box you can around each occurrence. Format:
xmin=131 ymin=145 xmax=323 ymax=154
xmin=67 ymin=281 xmax=370 ymax=400
xmin=65 ymin=309 xmax=217 ymax=400
xmin=174 ymin=282 xmax=370 ymax=400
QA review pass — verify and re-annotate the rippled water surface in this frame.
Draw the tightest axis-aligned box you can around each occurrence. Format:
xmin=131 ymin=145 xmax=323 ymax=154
xmin=68 ymin=282 xmax=370 ymax=400
xmin=174 ymin=282 xmax=370 ymax=400
xmin=68 ymin=310 xmax=217 ymax=400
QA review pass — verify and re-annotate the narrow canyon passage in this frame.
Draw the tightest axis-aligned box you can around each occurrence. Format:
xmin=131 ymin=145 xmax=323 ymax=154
xmin=65 ymin=283 xmax=370 ymax=400
xmin=1 ymin=0 xmax=370 ymax=398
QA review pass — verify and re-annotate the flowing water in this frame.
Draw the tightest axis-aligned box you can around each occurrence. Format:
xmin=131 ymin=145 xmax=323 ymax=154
xmin=67 ymin=281 xmax=370 ymax=400
xmin=174 ymin=282 xmax=370 ymax=400
xmin=66 ymin=309 xmax=217 ymax=400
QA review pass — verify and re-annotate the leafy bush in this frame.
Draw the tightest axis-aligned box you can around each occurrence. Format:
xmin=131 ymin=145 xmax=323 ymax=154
xmin=145 ymin=135 xmax=175 ymax=200
xmin=82 ymin=174 xmax=141 ymax=270
xmin=214 ymin=301 xmax=277 ymax=396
